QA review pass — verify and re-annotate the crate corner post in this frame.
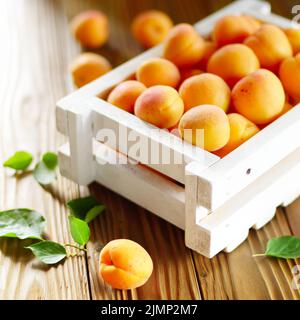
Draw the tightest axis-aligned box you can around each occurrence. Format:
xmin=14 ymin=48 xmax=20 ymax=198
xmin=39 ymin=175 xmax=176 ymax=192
xmin=184 ymin=161 xmax=214 ymax=258
xmin=56 ymin=97 xmax=95 ymax=186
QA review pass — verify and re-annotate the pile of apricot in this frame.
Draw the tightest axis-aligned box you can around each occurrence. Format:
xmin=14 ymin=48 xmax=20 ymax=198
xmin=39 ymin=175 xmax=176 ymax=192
xmin=106 ymin=15 xmax=300 ymax=157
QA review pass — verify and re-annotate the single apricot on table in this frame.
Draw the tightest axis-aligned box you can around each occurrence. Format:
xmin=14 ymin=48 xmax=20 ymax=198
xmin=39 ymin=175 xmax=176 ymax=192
xmin=70 ymin=10 xmax=109 ymax=49
xmin=214 ymin=113 xmax=260 ymax=158
xmin=207 ymin=43 xmax=260 ymax=88
xmin=279 ymin=53 xmax=300 ymax=102
xmin=244 ymin=24 xmax=292 ymax=72
xmin=179 ymin=73 xmax=231 ymax=112
xmin=107 ymin=80 xmax=146 ymax=113
xmin=163 ymin=23 xmax=205 ymax=68
xmin=232 ymin=69 xmax=285 ymax=125
xmin=131 ymin=10 xmax=173 ymax=48
xmin=213 ymin=15 xmax=260 ymax=47
xmin=179 ymin=105 xmax=230 ymax=152
xmin=134 ymin=85 xmax=184 ymax=129
xmin=71 ymin=52 xmax=112 ymax=88
xmin=136 ymin=58 xmax=180 ymax=88
xmin=284 ymin=28 xmax=300 ymax=55
xmin=99 ymin=239 xmax=153 ymax=290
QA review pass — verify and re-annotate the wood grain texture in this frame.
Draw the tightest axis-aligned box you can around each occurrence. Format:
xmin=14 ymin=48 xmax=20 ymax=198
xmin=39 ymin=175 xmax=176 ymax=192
xmin=0 ymin=0 xmax=300 ymax=300
xmin=0 ymin=0 xmax=90 ymax=299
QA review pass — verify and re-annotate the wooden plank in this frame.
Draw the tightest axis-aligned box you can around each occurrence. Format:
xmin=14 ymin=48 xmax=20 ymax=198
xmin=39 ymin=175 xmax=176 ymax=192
xmin=87 ymin=183 xmax=201 ymax=300
xmin=59 ymin=142 xmax=186 ymax=229
xmin=0 ymin=0 xmax=90 ymax=299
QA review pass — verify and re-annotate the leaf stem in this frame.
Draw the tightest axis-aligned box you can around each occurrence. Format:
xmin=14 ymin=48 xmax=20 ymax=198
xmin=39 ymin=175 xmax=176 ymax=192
xmin=252 ymin=253 xmax=266 ymax=257
xmin=64 ymin=243 xmax=87 ymax=252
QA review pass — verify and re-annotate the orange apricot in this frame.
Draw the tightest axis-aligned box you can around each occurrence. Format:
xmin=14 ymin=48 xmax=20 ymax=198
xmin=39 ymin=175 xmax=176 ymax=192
xmin=214 ymin=113 xmax=259 ymax=158
xmin=275 ymin=101 xmax=294 ymax=120
xmin=179 ymin=73 xmax=231 ymax=112
xmin=134 ymin=85 xmax=184 ymax=129
xmin=207 ymin=44 xmax=259 ymax=87
xmin=163 ymin=23 xmax=205 ymax=68
xmin=232 ymin=69 xmax=285 ymax=125
xmin=244 ymin=24 xmax=292 ymax=72
xmin=131 ymin=10 xmax=173 ymax=48
xmin=279 ymin=53 xmax=300 ymax=102
xmin=70 ymin=10 xmax=109 ymax=49
xmin=213 ymin=15 xmax=260 ymax=47
xmin=99 ymin=239 xmax=153 ymax=290
xmin=179 ymin=105 xmax=230 ymax=152
xmin=198 ymin=41 xmax=217 ymax=70
xmin=71 ymin=52 xmax=112 ymax=88
xmin=136 ymin=58 xmax=180 ymax=88
xmin=284 ymin=28 xmax=300 ymax=55
xmin=107 ymin=80 xmax=146 ymax=113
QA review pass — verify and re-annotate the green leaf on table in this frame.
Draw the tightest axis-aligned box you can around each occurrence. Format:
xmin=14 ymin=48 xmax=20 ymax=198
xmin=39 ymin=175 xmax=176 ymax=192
xmin=0 ymin=209 xmax=45 ymax=240
xmin=33 ymin=152 xmax=58 ymax=186
xmin=68 ymin=216 xmax=90 ymax=246
xmin=67 ymin=196 xmax=105 ymax=222
xmin=3 ymin=151 xmax=33 ymax=170
xmin=85 ymin=205 xmax=106 ymax=224
xmin=264 ymin=236 xmax=300 ymax=259
xmin=33 ymin=161 xmax=57 ymax=185
xmin=26 ymin=241 xmax=66 ymax=264
xmin=42 ymin=152 xmax=58 ymax=169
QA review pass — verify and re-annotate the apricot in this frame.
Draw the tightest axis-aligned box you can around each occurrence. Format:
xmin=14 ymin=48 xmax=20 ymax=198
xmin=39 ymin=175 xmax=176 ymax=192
xmin=163 ymin=23 xmax=205 ymax=68
xmin=275 ymin=101 xmax=294 ymax=120
xmin=284 ymin=28 xmax=300 ymax=55
xmin=279 ymin=53 xmax=300 ymax=102
xmin=136 ymin=58 xmax=180 ymax=88
xmin=198 ymin=41 xmax=217 ymax=70
xmin=131 ymin=10 xmax=173 ymax=48
xmin=213 ymin=15 xmax=260 ymax=47
xmin=70 ymin=10 xmax=109 ymax=49
xmin=107 ymin=80 xmax=146 ymax=113
xmin=180 ymin=68 xmax=203 ymax=83
xmin=71 ymin=52 xmax=112 ymax=88
xmin=232 ymin=69 xmax=285 ymax=125
xmin=134 ymin=85 xmax=184 ymax=129
xmin=179 ymin=105 xmax=230 ymax=152
xmin=207 ymin=44 xmax=259 ymax=87
xmin=214 ymin=113 xmax=259 ymax=158
xmin=179 ymin=73 xmax=230 ymax=112
xmin=99 ymin=239 xmax=153 ymax=290
xmin=244 ymin=24 xmax=292 ymax=72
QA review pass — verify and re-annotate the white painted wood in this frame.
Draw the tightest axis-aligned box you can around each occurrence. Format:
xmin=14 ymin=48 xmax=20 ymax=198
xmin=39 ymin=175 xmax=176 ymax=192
xmin=59 ymin=141 xmax=186 ymax=229
xmin=65 ymin=102 xmax=95 ymax=185
xmin=194 ymin=147 xmax=300 ymax=258
xmin=196 ymin=105 xmax=300 ymax=212
xmin=88 ymin=96 xmax=219 ymax=184
xmin=56 ymin=0 xmax=300 ymax=258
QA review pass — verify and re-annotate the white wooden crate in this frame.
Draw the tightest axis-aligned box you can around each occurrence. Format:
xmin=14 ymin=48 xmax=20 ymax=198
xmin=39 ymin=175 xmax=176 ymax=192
xmin=56 ymin=0 xmax=300 ymax=258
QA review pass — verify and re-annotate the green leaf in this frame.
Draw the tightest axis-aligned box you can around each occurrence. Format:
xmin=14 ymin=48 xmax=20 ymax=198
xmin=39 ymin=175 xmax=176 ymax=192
xmin=42 ymin=152 xmax=58 ymax=169
xmin=265 ymin=236 xmax=300 ymax=259
xmin=67 ymin=196 xmax=102 ymax=221
xmin=85 ymin=205 xmax=106 ymax=224
xmin=33 ymin=161 xmax=57 ymax=186
xmin=26 ymin=241 xmax=66 ymax=264
xmin=0 ymin=209 xmax=45 ymax=240
xmin=68 ymin=216 xmax=90 ymax=246
xmin=3 ymin=151 xmax=33 ymax=170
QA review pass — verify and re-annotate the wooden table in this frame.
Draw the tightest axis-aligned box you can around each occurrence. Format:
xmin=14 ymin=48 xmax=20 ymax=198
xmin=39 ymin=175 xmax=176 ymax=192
xmin=0 ymin=0 xmax=299 ymax=300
